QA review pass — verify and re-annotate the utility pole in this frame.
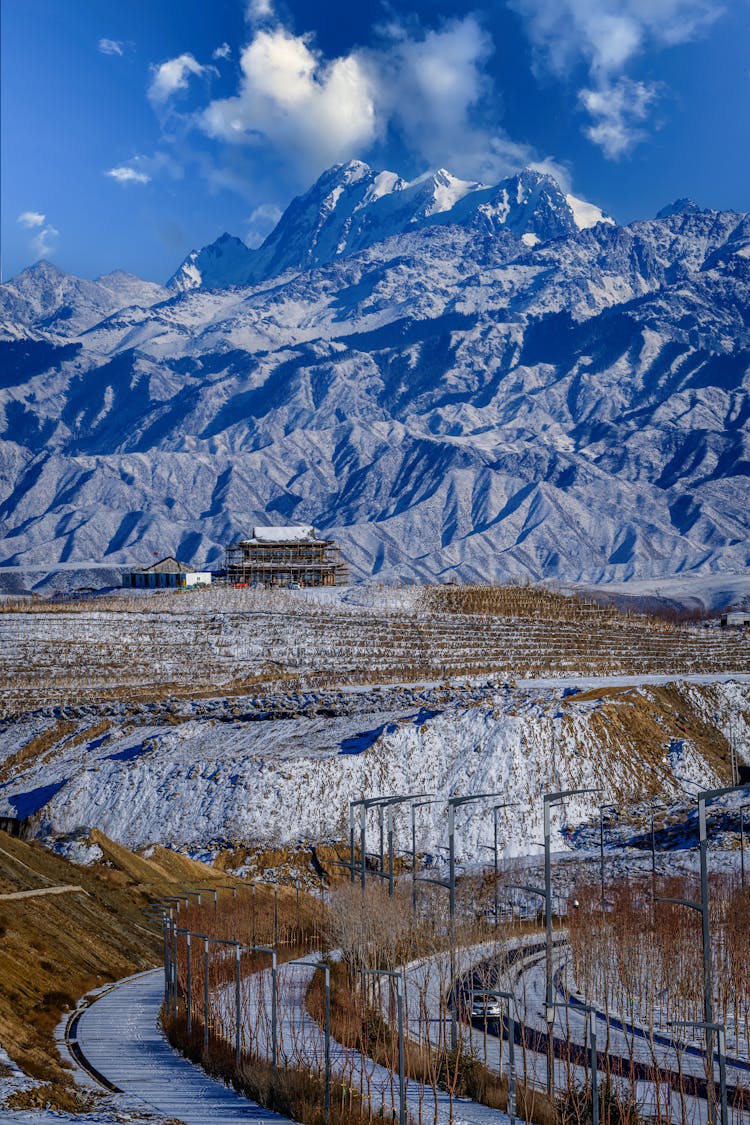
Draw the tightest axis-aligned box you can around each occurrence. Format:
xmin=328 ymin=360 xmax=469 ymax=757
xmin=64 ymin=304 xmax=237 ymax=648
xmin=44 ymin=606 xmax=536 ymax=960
xmin=670 ymin=1019 xmax=728 ymax=1125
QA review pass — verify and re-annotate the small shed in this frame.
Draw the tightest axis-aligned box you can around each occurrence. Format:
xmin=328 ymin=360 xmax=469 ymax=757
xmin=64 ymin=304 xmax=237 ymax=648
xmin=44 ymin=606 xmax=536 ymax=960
xmin=123 ymin=556 xmax=212 ymax=590
xmin=720 ymin=611 xmax=750 ymax=628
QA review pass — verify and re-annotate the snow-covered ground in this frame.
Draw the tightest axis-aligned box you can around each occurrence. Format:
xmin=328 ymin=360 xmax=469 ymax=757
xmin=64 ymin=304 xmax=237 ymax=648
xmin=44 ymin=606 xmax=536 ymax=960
xmin=1 ymin=667 xmax=748 ymax=865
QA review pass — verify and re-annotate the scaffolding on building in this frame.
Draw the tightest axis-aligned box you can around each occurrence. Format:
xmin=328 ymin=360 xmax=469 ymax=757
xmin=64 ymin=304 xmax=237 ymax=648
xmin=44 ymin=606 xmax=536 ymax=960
xmin=224 ymin=525 xmax=348 ymax=587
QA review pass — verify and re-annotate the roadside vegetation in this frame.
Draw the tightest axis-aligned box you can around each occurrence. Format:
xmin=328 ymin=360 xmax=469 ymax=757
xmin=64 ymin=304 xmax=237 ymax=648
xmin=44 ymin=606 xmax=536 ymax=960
xmin=0 ymin=827 xmax=246 ymax=1113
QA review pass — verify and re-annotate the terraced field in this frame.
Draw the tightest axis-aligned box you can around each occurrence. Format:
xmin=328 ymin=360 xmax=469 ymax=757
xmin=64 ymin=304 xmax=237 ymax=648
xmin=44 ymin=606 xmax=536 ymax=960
xmin=0 ymin=586 xmax=746 ymax=717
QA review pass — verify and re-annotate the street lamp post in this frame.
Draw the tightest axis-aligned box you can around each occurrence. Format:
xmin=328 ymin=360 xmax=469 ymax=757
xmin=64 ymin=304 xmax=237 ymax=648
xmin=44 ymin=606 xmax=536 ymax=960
xmin=410 ymin=798 xmax=443 ymax=910
xmin=598 ymin=804 xmax=616 ymax=913
xmin=363 ymin=968 xmax=406 ymax=1125
xmin=203 ymin=935 xmax=210 ymax=1049
xmin=479 ymin=803 xmax=513 ymax=927
xmin=542 ymin=787 xmax=600 ymax=1098
xmin=176 ymin=927 xmax=194 ymax=1034
xmin=251 ymin=944 xmax=279 ymax=1070
xmin=350 ymin=796 xmax=400 ymax=889
xmin=204 ymin=935 xmax=243 ymax=1058
xmin=669 ymin=1019 xmax=728 ymax=1125
xmin=657 ymin=781 xmax=748 ymax=1124
xmin=365 ymin=794 xmax=434 ymax=898
xmin=740 ymin=803 xmax=750 ymax=889
xmin=649 ymin=801 xmax=664 ymax=897
xmin=290 ymin=959 xmax=332 ymax=1121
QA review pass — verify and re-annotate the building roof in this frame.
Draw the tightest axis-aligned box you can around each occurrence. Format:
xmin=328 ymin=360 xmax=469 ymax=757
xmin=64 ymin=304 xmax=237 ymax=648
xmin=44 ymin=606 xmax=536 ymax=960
xmin=244 ymin=525 xmax=324 ymax=545
xmin=136 ymin=556 xmax=195 ymax=574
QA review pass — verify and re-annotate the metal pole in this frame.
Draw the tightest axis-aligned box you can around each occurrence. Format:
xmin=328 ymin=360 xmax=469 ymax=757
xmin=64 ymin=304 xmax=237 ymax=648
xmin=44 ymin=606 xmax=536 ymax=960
xmin=163 ymin=917 xmax=170 ymax=1003
xmin=506 ymin=998 xmax=516 ymax=1125
xmin=698 ymin=797 xmax=715 ymax=1120
xmin=448 ymin=800 xmax=457 ymax=1050
xmin=171 ymin=920 xmax=178 ymax=1019
xmin=448 ymin=801 xmax=456 ymax=918
xmin=742 ymin=807 xmax=746 ymax=891
xmin=349 ymin=802 xmax=356 ymax=884
xmin=589 ymin=1009 xmax=599 ymax=1125
xmin=651 ymin=804 xmax=656 ymax=895
xmin=378 ymin=803 xmax=385 ymax=874
xmin=387 ymin=805 xmax=395 ymax=898
xmin=271 ymin=949 xmax=278 ymax=1070
xmin=186 ymin=931 xmax=192 ymax=1035
xmin=235 ymin=943 xmax=242 ymax=1068
xmin=251 ymin=884 xmax=256 ymax=947
xmin=599 ymin=807 xmax=605 ymax=913
xmin=203 ymin=937 xmax=210 ymax=1050
xmin=360 ymin=802 xmax=367 ymax=890
xmin=411 ymin=803 xmax=417 ymax=910
xmin=274 ymin=881 xmax=279 ymax=947
xmin=493 ymin=810 xmax=499 ymax=929
xmin=544 ymin=800 xmax=554 ymax=1099
xmin=320 ymin=875 xmax=326 ymax=943
xmin=397 ymin=974 xmax=406 ymax=1125
xmin=718 ymin=1025 xmax=728 ymax=1125
xmin=324 ymin=964 xmax=331 ymax=1122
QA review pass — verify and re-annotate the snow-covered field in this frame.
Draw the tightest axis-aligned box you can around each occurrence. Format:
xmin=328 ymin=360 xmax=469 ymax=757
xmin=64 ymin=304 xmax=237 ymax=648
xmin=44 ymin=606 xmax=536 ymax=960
xmin=1 ymin=593 xmax=748 ymax=865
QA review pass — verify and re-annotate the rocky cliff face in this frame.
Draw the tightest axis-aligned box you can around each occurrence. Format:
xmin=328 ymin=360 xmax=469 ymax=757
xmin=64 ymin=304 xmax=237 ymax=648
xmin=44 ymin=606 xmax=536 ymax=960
xmin=0 ymin=163 xmax=748 ymax=583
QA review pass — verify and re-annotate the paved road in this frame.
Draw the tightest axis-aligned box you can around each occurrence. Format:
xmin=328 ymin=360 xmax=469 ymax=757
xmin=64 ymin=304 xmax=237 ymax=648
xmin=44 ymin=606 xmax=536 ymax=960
xmin=74 ymin=968 xmax=288 ymax=1124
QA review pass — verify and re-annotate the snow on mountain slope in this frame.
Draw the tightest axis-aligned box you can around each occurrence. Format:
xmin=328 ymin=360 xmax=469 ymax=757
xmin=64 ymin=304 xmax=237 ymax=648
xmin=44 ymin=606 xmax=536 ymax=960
xmin=166 ymin=163 xmax=614 ymax=293
xmin=0 ymin=164 xmax=748 ymax=584
xmin=167 ymin=233 xmax=257 ymax=293
xmin=0 ymin=261 xmax=168 ymax=338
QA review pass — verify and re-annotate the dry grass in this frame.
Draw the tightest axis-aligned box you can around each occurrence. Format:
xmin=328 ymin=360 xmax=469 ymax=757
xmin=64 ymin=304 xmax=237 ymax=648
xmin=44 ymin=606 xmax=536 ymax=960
xmin=0 ymin=827 xmax=249 ymax=1107
xmin=0 ymin=719 xmax=78 ymax=786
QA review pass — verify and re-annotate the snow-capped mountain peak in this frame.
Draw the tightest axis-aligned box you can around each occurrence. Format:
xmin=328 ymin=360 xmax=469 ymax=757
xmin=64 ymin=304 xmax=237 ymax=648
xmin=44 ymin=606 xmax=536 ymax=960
xmin=166 ymin=233 xmax=256 ymax=294
xmin=3 ymin=160 xmax=747 ymax=588
xmin=656 ymin=198 xmax=704 ymax=219
xmin=165 ymin=163 xmax=614 ymax=293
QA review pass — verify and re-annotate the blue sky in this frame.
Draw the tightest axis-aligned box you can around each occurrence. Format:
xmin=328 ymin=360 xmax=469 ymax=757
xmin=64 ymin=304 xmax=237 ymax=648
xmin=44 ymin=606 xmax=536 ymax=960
xmin=2 ymin=0 xmax=749 ymax=283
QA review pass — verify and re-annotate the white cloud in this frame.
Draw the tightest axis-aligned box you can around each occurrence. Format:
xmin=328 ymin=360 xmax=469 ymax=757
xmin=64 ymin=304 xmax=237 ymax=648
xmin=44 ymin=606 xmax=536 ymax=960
xmin=17 ymin=210 xmax=45 ymax=229
xmin=246 ymin=0 xmax=275 ymax=23
xmin=510 ymin=0 xmax=723 ymax=156
xmin=105 ymin=165 xmax=151 ymax=184
xmin=580 ymin=77 xmax=655 ymax=158
xmin=197 ymin=15 xmax=552 ymax=185
xmin=200 ymin=28 xmax=378 ymax=172
xmin=148 ymin=53 xmax=210 ymax=105
xmin=98 ymin=37 xmax=125 ymax=56
xmin=30 ymin=225 xmax=59 ymax=259
xmin=246 ymin=202 xmax=283 ymax=245
xmin=213 ymin=42 xmax=232 ymax=61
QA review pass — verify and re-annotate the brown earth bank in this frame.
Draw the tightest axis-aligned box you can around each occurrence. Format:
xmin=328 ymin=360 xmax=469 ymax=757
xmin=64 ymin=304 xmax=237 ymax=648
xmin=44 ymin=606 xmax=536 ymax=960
xmin=0 ymin=827 xmax=250 ymax=1112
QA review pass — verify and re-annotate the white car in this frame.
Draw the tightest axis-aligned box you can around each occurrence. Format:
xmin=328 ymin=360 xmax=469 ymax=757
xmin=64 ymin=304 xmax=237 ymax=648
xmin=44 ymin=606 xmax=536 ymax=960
xmin=471 ymin=993 xmax=502 ymax=1019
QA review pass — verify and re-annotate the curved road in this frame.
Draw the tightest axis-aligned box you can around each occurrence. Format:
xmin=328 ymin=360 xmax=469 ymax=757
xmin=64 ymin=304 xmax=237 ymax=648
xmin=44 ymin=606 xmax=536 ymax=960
xmin=70 ymin=968 xmax=286 ymax=1124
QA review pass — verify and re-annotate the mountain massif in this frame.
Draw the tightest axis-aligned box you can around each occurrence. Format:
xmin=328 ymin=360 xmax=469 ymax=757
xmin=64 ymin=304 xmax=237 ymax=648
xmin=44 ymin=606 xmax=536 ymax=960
xmin=0 ymin=163 xmax=748 ymax=585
